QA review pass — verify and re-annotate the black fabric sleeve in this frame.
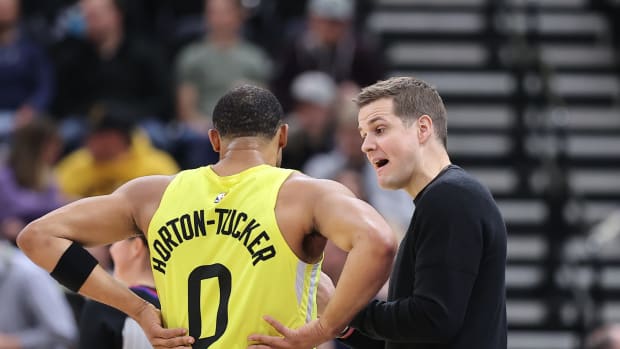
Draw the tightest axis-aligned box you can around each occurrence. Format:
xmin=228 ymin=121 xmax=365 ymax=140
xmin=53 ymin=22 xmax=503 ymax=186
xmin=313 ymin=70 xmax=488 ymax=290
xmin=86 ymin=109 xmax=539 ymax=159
xmin=350 ymin=270 xmax=477 ymax=342
xmin=337 ymin=328 xmax=385 ymax=349
xmin=347 ymin=184 xmax=484 ymax=343
xmin=78 ymin=300 xmax=124 ymax=349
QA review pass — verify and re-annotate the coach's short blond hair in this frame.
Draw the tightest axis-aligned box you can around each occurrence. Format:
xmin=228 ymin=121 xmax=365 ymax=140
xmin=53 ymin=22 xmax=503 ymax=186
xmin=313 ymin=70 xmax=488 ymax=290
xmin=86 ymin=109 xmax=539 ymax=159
xmin=355 ymin=77 xmax=448 ymax=147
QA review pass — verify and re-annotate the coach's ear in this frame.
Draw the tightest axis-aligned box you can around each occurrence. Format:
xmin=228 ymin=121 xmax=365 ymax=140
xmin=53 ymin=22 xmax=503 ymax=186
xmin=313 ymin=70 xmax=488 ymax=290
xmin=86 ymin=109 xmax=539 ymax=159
xmin=278 ymin=123 xmax=288 ymax=148
xmin=208 ymin=129 xmax=221 ymax=153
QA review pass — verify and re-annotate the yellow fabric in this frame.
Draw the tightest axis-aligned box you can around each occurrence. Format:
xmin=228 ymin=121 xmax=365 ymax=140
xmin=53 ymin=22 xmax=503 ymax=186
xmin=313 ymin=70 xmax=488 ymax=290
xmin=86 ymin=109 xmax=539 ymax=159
xmin=148 ymin=164 xmax=321 ymax=348
xmin=55 ymin=132 xmax=179 ymax=197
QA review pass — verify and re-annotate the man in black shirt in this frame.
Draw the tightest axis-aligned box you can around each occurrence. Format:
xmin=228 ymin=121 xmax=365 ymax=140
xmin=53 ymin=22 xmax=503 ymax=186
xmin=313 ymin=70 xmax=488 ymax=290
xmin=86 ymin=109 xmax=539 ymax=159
xmin=249 ymin=76 xmax=507 ymax=349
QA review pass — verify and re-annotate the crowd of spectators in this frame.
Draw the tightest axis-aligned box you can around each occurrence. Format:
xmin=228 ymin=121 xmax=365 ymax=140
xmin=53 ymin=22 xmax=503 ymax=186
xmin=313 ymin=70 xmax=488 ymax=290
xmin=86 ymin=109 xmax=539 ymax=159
xmin=0 ymin=0 xmax=389 ymax=348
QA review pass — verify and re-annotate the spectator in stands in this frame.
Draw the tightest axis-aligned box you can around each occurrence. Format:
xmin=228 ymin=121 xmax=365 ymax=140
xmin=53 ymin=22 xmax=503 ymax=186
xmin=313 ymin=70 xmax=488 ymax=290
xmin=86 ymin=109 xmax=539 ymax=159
xmin=0 ymin=0 xmax=54 ymax=140
xmin=172 ymin=0 xmax=272 ymax=168
xmin=78 ymin=235 xmax=159 ymax=349
xmin=55 ymin=106 xmax=178 ymax=199
xmin=175 ymin=0 xmax=272 ymax=128
xmin=282 ymin=71 xmax=337 ymax=170
xmin=0 ymin=239 xmax=77 ymax=349
xmin=585 ymin=323 xmax=620 ymax=349
xmin=271 ymin=0 xmax=385 ymax=111
xmin=248 ymin=0 xmax=376 ymax=56
xmin=0 ymin=119 xmax=64 ymax=244
xmin=50 ymin=0 xmax=171 ymax=150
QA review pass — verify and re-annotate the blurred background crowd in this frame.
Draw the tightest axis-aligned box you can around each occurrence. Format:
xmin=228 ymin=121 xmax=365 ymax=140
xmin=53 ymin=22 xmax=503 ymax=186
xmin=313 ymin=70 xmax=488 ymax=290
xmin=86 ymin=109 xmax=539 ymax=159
xmin=0 ymin=0 xmax=619 ymax=348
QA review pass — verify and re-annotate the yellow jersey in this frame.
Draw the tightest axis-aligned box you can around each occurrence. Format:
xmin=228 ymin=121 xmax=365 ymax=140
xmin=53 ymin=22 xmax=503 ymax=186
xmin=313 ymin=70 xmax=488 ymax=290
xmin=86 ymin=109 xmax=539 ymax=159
xmin=147 ymin=164 xmax=321 ymax=348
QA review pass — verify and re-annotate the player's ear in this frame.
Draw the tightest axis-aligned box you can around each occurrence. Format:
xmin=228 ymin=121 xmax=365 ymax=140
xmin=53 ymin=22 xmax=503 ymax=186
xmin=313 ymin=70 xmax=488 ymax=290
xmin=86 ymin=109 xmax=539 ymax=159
xmin=278 ymin=123 xmax=288 ymax=148
xmin=209 ymin=129 xmax=221 ymax=152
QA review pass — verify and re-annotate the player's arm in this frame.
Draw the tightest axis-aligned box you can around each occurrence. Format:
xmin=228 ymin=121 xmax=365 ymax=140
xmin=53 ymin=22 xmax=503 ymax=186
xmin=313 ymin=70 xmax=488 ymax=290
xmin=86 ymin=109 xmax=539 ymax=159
xmin=249 ymin=180 xmax=397 ymax=348
xmin=16 ymin=176 xmax=194 ymax=349
xmin=311 ymin=180 xmax=397 ymax=335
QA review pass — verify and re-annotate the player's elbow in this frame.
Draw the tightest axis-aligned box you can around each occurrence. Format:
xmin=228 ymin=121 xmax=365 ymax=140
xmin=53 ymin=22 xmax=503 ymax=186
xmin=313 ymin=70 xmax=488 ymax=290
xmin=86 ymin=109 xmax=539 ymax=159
xmin=17 ymin=219 xmax=49 ymax=257
xmin=368 ymin=225 xmax=398 ymax=266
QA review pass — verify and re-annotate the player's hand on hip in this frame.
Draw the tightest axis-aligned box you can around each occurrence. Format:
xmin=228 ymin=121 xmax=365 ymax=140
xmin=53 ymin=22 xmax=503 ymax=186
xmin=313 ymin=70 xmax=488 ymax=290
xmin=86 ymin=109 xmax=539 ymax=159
xmin=136 ymin=302 xmax=195 ymax=348
xmin=248 ymin=316 xmax=331 ymax=349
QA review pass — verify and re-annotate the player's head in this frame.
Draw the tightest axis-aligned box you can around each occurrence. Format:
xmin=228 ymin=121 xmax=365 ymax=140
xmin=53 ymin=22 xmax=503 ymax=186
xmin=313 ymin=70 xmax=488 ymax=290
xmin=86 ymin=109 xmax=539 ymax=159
xmin=211 ymin=85 xmax=287 ymax=164
xmin=213 ymin=84 xmax=284 ymax=138
xmin=355 ymin=76 xmax=447 ymax=147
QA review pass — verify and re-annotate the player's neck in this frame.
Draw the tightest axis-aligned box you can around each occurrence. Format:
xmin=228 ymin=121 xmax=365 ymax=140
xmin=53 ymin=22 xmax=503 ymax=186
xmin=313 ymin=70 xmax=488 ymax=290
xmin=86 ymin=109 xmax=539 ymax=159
xmin=212 ymin=138 xmax=278 ymax=176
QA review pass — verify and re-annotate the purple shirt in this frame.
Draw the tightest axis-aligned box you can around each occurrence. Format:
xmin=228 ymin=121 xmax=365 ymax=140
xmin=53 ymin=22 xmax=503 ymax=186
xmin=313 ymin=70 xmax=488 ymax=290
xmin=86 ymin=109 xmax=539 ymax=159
xmin=0 ymin=167 xmax=63 ymax=223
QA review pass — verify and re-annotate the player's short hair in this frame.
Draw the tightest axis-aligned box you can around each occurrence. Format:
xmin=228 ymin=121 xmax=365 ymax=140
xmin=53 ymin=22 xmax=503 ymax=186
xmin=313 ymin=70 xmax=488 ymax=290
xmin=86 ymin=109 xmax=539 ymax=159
xmin=355 ymin=76 xmax=448 ymax=148
xmin=213 ymin=85 xmax=284 ymax=138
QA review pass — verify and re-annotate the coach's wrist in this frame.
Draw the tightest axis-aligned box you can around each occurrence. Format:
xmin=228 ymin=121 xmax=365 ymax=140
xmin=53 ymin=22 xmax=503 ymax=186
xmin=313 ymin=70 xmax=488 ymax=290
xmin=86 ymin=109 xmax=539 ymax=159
xmin=337 ymin=325 xmax=355 ymax=339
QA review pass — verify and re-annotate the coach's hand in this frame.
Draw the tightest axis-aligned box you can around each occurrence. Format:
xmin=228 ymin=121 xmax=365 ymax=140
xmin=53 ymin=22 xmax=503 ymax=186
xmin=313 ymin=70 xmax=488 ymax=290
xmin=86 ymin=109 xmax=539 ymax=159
xmin=136 ymin=302 xmax=194 ymax=348
xmin=248 ymin=316 xmax=331 ymax=349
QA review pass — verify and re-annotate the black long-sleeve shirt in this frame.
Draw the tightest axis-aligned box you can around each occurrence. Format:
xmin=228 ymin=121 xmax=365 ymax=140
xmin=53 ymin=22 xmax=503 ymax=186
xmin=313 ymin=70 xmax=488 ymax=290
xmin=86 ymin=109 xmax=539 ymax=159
xmin=78 ymin=286 xmax=159 ymax=349
xmin=343 ymin=165 xmax=507 ymax=349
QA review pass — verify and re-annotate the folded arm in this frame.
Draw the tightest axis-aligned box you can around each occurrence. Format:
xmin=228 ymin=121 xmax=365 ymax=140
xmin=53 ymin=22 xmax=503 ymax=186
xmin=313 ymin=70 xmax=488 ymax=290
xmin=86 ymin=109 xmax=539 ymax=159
xmin=16 ymin=176 xmax=194 ymax=349
xmin=249 ymin=179 xmax=398 ymax=348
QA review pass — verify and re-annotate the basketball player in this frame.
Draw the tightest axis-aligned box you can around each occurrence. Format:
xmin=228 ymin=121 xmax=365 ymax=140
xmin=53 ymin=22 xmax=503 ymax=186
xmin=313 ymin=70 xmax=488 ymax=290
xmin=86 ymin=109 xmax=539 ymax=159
xmin=17 ymin=85 xmax=397 ymax=348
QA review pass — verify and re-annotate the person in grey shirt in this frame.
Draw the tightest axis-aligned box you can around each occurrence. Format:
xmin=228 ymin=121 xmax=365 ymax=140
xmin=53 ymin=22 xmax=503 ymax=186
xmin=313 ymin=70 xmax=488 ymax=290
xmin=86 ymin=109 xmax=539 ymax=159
xmin=0 ymin=240 xmax=77 ymax=349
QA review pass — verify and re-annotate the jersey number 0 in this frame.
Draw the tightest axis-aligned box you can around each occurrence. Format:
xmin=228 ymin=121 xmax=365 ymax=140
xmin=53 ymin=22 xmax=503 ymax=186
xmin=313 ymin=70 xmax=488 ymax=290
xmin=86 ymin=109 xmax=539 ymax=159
xmin=188 ymin=264 xmax=232 ymax=349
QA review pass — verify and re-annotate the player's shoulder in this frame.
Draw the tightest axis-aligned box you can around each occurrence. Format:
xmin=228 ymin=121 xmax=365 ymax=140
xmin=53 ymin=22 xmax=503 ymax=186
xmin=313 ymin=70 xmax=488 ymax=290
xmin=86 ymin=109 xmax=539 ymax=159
xmin=114 ymin=175 xmax=176 ymax=204
xmin=283 ymin=172 xmax=353 ymax=196
xmin=119 ymin=175 xmax=175 ymax=191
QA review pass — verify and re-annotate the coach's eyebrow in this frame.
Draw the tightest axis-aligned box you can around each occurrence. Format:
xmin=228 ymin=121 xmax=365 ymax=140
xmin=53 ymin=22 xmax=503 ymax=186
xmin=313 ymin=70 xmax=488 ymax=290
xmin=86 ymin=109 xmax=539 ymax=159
xmin=358 ymin=116 xmax=387 ymax=132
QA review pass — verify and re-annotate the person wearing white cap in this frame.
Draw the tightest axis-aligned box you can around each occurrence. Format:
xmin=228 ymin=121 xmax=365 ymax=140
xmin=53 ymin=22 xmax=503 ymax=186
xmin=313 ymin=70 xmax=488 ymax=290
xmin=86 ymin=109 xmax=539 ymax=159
xmin=281 ymin=71 xmax=338 ymax=170
xmin=271 ymin=0 xmax=385 ymax=112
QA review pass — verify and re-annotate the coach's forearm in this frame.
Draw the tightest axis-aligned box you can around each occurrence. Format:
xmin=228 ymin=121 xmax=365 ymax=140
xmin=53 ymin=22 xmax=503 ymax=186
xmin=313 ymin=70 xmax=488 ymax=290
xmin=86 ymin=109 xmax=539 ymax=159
xmin=319 ymin=231 xmax=396 ymax=336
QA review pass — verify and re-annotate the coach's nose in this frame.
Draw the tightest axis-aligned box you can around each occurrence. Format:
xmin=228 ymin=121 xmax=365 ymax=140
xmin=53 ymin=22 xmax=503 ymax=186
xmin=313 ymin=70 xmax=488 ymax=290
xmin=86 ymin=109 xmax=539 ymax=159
xmin=361 ymin=134 xmax=376 ymax=154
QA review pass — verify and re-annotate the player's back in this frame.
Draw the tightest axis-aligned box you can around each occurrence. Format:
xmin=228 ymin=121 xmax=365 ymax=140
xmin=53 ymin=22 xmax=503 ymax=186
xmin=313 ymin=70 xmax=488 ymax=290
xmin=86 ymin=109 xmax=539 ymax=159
xmin=147 ymin=164 xmax=320 ymax=348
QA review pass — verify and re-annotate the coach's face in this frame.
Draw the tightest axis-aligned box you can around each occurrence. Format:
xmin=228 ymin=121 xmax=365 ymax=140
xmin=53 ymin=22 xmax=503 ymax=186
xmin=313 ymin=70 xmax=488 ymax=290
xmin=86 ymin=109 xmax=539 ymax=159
xmin=358 ymin=98 xmax=419 ymax=191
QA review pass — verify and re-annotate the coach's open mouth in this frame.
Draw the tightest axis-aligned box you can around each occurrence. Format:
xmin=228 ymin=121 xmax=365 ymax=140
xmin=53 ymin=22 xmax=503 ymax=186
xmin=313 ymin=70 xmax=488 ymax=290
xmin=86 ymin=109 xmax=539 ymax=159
xmin=374 ymin=159 xmax=389 ymax=168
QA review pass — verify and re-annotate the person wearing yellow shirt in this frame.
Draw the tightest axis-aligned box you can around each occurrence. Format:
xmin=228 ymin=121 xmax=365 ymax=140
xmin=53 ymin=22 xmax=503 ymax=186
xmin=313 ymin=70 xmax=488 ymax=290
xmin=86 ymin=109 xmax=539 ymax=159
xmin=55 ymin=111 xmax=179 ymax=199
